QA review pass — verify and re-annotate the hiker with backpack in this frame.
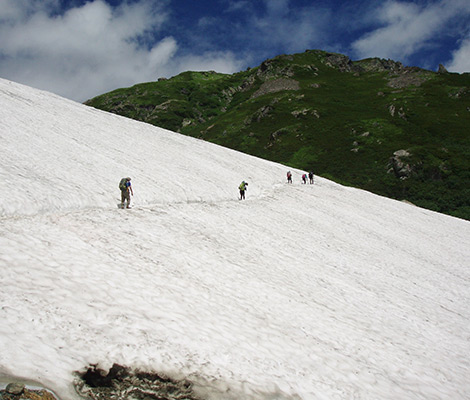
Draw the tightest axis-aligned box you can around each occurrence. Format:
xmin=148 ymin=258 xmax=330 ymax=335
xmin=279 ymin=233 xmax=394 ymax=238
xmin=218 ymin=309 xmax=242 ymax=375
xmin=287 ymin=171 xmax=292 ymax=184
xmin=308 ymin=171 xmax=314 ymax=184
xmin=302 ymin=173 xmax=307 ymax=184
xmin=239 ymin=181 xmax=248 ymax=200
xmin=119 ymin=177 xmax=133 ymax=208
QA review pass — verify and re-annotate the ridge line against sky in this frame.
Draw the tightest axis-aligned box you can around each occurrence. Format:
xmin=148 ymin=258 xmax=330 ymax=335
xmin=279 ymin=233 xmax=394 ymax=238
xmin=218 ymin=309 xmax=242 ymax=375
xmin=1 ymin=0 xmax=469 ymax=102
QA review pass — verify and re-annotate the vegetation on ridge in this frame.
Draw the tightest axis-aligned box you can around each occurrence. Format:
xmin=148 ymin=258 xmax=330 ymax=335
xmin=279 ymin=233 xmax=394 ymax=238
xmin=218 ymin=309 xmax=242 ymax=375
xmin=85 ymin=50 xmax=470 ymax=220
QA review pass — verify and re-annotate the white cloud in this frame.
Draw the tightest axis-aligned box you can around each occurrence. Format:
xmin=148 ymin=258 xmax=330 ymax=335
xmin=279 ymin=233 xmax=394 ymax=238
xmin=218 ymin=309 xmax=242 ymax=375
xmin=0 ymin=0 xmax=169 ymax=100
xmin=351 ymin=0 xmax=470 ymax=62
xmin=0 ymin=0 xmax=244 ymax=101
xmin=0 ymin=0 xmax=61 ymax=21
xmin=447 ymin=37 xmax=470 ymax=72
xmin=240 ymin=0 xmax=332 ymax=56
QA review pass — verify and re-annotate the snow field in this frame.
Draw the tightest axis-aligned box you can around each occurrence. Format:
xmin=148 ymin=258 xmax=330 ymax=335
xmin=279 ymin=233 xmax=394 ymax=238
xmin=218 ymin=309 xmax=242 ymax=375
xmin=0 ymin=78 xmax=469 ymax=400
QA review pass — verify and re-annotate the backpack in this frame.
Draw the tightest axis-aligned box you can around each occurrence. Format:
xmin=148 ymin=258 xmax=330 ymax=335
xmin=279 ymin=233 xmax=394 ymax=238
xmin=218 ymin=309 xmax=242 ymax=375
xmin=119 ymin=178 xmax=128 ymax=190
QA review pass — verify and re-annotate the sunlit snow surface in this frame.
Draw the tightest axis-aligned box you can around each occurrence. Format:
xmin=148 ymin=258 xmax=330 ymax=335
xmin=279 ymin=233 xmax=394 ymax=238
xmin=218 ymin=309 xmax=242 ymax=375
xmin=1 ymin=78 xmax=469 ymax=400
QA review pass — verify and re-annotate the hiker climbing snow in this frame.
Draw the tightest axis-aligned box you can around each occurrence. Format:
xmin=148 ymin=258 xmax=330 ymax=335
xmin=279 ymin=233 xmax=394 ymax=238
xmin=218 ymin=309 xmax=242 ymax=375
xmin=308 ymin=171 xmax=314 ymax=184
xmin=119 ymin=177 xmax=133 ymax=208
xmin=287 ymin=171 xmax=292 ymax=184
xmin=239 ymin=181 xmax=248 ymax=200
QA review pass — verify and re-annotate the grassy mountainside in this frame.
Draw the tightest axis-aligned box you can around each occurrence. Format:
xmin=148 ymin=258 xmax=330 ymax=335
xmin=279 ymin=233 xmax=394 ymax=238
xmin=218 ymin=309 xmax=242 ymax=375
xmin=85 ymin=50 xmax=470 ymax=220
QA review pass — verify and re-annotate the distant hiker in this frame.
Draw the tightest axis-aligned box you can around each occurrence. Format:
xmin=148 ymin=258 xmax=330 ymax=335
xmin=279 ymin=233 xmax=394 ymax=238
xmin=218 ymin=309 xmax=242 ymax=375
xmin=308 ymin=171 xmax=314 ymax=184
xmin=302 ymin=173 xmax=307 ymax=184
xmin=239 ymin=181 xmax=248 ymax=200
xmin=119 ymin=177 xmax=133 ymax=208
xmin=287 ymin=171 xmax=292 ymax=184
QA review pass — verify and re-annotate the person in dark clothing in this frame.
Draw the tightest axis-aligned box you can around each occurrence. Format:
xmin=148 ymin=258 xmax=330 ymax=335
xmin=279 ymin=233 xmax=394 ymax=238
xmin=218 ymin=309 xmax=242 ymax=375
xmin=308 ymin=171 xmax=314 ymax=184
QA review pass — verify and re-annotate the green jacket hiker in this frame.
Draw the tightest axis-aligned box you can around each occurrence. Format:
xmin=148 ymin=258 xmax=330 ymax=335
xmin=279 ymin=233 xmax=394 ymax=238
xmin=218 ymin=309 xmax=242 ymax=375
xmin=239 ymin=181 xmax=248 ymax=200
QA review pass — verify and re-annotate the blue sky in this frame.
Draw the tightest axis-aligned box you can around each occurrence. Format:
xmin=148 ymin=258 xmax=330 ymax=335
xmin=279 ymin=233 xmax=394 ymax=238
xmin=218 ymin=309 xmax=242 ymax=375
xmin=1 ymin=0 xmax=469 ymax=101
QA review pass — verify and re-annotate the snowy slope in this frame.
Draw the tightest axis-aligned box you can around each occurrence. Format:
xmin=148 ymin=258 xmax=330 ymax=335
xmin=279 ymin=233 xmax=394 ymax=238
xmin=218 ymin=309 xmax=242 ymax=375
xmin=0 ymin=78 xmax=469 ymax=400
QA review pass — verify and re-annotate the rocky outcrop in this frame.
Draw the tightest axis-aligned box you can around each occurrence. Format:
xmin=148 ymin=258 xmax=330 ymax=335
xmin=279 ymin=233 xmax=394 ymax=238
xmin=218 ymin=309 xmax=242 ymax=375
xmin=265 ymin=128 xmax=291 ymax=148
xmin=251 ymin=78 xmax=300 ymax=99
xmin=0 ymin=382 xmax=57 ymax=400
xmin=291 ymin=108 xmax=320 ymax=118
xmin=388 ymin=104 xmax=407 ymax=119
xmin=388 ymin=150 xmax=413 ymax=179
xmin=438 ymin=64 xmax=448 ymax=74
xmin=356 ymin=58 xmax=405 ymax=73
xmin=256 ymin=58 xmax=295 ymax=81
xmin=351 ymin=57 xmax=430 ymax=88
xmin=323 ymin=53 xmax=356 ymax=72
xmin=75 ymin=364 xmax=201 ymax=400
xmin=387 ymin=71 xmax=429 ymax=88
xmin=238 ymin=75 xmax=256 ymax=92
xmin=245 ymin=105 xmax=273 ymax=124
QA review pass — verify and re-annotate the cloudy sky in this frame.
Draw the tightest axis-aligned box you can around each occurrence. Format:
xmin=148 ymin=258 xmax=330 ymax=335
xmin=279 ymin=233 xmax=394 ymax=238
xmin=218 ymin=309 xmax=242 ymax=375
xmin=1 ymin=0 xmax=469 ymax=102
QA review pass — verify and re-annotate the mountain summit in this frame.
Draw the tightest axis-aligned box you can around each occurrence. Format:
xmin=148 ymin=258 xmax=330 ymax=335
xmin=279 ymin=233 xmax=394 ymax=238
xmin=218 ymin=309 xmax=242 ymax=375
xmin=1 ymin=78 xmax=470 ymax=400
xmin=85 ymin=50 xmax=470 ymax=220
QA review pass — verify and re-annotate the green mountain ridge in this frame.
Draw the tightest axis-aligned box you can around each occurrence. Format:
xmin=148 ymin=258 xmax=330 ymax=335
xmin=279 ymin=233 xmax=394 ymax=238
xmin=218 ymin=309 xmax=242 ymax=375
xmin=85 ymin=50 xmax=470 ymax=220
